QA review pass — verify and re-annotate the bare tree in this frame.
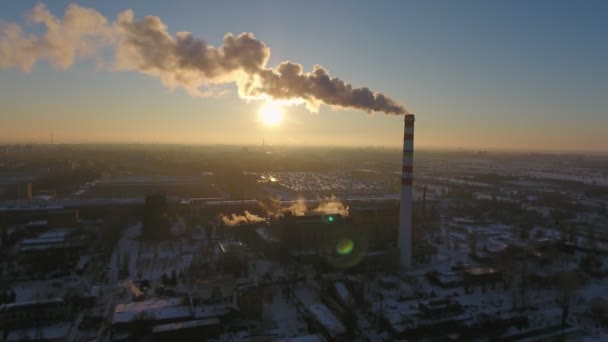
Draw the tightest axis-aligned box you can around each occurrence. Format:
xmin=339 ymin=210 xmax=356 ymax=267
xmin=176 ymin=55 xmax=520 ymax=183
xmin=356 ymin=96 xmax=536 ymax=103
xmin=590 ymin=297 xmax=608 ymax=328
xmin=518 ymin=262 xmax=529 ymax=309
xmin=468 ymin=233 xmax=478 ymax=258
xmin=343 ymin=306 xmax=358 ymax=340
xmin=557 ymin=272 xmax=580 ymax=327
xmin=586 ymin=225 xmax=598 ymax=253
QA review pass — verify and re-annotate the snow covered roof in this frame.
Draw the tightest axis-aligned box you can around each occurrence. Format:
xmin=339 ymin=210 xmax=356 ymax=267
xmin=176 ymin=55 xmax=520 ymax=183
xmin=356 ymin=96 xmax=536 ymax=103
xmin=21 ymin=237 xmax=64 ymax=245
xmin=306 ymin=304 xmax=345 ymax=337
xmin=465 ymin=267 xmax=499 ymax=276
xmin=19 ymin=243 xmax=70 ymax=252
xmin=0 ymin=298 xmax=63 ymax=312
xmin=256 ymin=227 xmax=279 ymax=243
xmin=219 ymin=241 xmax=245 ymax=254
xmin=0 ymin=201 xmax=63 ymax=212
xmin=90 ymin=285 xmax=101 ymax=297
xmin=26 ymin=220 xmax=48 ymax=227
xmin=193 ymin=304 xmax=235 ymax=319
xmin=353 ymin=168 xmax=381 ymax=174
xmin=21 ymin=230 xmax=70 ymax=245
xmin=97 ymin=175 xmax=213 ymax=184
xmin=151 ymin=318 xmax=220 ymax=333
xmin=0 ymin=197 xmax=180 ymax=212
xmin=482 ymin=239 xmax=508 ymax=253
xmin=285 ymin=334 xmax=327 ymax=342
xmin=19 ymin=229 xmax=85 ymax=252
xmin=334 ymin=282 xmax=353 ymax=306
xmin=111 ymin=298 xmax=192 ymax=325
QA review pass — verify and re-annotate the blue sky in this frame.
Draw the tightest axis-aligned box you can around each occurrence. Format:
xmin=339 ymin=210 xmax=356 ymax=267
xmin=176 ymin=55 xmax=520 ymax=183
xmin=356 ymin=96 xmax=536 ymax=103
xmin=0 ymin=1 xmax=606 ymax=151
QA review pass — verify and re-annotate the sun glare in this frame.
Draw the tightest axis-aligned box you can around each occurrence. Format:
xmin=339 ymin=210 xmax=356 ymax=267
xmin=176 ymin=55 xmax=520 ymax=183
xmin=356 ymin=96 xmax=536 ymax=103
xmin=258 ymin=102 xmax=283 ymax=126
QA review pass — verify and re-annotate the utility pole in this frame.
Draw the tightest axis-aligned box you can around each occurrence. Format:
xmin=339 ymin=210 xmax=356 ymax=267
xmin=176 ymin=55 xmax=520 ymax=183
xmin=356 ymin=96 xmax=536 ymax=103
xmin=422 ymin=186 xmax=427 ymax=217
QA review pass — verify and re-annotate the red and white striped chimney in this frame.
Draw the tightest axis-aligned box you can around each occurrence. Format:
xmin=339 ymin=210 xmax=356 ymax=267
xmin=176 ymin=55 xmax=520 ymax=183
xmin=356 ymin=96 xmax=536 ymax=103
xmin=398 ymin=114 xmax=415 ymax=268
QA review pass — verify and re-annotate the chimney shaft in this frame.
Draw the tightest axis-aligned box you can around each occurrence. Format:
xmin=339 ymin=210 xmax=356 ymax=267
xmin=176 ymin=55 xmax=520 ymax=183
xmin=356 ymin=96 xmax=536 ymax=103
xmin=398 ymin=114 xmax=415 ymax=268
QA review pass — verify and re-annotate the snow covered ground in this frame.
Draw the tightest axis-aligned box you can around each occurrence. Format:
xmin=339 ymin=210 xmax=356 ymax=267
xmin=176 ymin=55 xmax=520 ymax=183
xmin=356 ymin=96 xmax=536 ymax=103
xmin=5 ymin=322 xmax=71 ymax=341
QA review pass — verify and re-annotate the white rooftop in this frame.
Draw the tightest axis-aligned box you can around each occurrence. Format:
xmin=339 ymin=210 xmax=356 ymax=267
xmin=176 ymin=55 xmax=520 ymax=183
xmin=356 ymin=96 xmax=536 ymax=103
xmin=112 ymin=298 xmax=192 ymax=325
xmin=307 ymin=304 xmax=345 ymax=337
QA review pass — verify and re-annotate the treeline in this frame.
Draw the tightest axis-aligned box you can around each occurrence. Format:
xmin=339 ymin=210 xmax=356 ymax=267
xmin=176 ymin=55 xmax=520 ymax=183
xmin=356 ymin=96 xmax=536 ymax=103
xmin=33 ymin=167 xmax=100 ymax=196
xmin=448 ymin=200 xmax=543 ymax=226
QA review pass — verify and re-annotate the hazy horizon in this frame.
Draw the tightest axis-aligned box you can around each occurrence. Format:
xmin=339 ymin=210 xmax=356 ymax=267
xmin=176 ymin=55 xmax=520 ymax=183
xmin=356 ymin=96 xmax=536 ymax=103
xmin=2 ymin=140 xmax=607 ymax=156
xmin=1 ymin=1 xmax=607 ymax=152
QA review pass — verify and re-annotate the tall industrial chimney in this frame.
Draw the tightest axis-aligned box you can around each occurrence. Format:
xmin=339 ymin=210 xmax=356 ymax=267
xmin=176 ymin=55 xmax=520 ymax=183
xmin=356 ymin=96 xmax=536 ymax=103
xmin=398 ymin=114 xmax=415 ymax=268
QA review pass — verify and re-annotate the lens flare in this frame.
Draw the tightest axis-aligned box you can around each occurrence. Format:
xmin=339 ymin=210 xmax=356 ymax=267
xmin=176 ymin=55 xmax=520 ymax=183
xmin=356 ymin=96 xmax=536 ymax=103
xmin=336 ymin=238 xmax=354 ymax=255
xmin=258 ymin=101 xmax=283 ymax=126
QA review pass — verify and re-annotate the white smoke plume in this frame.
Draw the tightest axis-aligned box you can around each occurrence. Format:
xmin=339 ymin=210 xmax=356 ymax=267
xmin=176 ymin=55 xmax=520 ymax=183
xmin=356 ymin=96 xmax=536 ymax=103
xmin=258 ymin=196 xmax=307 ymax=218
xmin=285 ymin=196 xmax=308 ymax=216
xmin=257 ymin=196 xmax=283 ymax=219
xmin=312 ymin=195 xmax=349 ymax=216
xmin=124 ymin=280 xmax=143 ymax=298
xmin=0 ymin=3 xmax=114 ymax=71
xmin=221 ymin=210 xmax=265 ymax=227
xmin=0 ymin=3 xmax=409 ymax=114
xmin=261 ymin=195 xmax=349 ymax=217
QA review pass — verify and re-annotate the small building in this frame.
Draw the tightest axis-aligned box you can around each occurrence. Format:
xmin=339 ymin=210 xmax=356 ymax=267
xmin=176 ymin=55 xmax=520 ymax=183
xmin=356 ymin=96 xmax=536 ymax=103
xmin=18 ymin=229 xmax=90 ymax=274
xmin=418 ymin=297 xmax=463 ymax=319
xmin=111 ymin=297 xmax=235 ymax=340
xmin=463 ymin=267 xmax=503 ymax=293
xmin=26 ymin=220 xmax=48 ymax=233
xmin=412 ymin=243 xmax=438 ymax=265
xmin=151 ymin=318 xmax=221 ymax=341
xmin=0 ymin=298 xmax=66 ymax=330
xmin=426 ymin=270 xmax=464 ymax=288
xmin=111 ymin=298 xmax=193 ymax=331
xmin=320 ymin=273 xmax=364 ymax=311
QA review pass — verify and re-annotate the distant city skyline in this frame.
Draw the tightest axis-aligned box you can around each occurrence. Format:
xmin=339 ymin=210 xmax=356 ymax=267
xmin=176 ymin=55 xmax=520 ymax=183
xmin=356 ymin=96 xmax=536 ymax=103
xmin=1 ymin=1 xmax=607 ymax=152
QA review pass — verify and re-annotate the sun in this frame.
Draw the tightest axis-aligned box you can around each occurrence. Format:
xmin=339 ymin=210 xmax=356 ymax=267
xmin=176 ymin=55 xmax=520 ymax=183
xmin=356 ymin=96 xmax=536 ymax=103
xmin=258 ymin=101 xmax=283 ymax=126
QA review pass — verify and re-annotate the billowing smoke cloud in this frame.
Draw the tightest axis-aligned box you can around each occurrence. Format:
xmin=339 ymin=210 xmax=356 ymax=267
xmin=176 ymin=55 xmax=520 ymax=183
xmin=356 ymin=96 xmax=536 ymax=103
xmin=257 ymin=196 xmax=283 ymax=219
xmin=0 ymin=3 xmax=409 ymax=114
xmin=221 ymin=211 xmax=265 ymax=227
xmin=258 ymin=196 xmax=308 ymax=218
xmin=0 ymin=3 xmax=113 ymax=71
xmin=312 ymin=195 xmax=349 ymax=216
xmin=259 ymin=195 xmax=348 ymax=218
xmin=285 ymin=197 xmax=308 ymax=216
